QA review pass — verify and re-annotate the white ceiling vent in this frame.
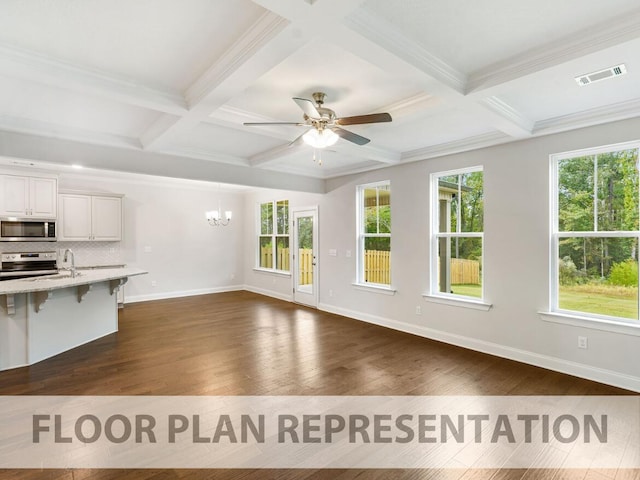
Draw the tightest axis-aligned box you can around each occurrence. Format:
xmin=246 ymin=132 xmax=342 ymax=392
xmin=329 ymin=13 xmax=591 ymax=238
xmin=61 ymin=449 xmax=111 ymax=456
xmin=575 ymin=64 xmax=627 ymax=86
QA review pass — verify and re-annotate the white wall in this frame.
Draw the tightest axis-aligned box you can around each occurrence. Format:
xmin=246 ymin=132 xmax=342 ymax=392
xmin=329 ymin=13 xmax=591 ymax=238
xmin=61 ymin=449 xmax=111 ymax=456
xmin=57 ymin=172 xmax=245 ymax=302
xmin=243 ymin=117 xmax=640 ymax=392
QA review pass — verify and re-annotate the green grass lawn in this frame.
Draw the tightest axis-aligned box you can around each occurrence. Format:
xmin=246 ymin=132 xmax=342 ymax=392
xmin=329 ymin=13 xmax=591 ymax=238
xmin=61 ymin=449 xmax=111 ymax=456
xmin=451 ymin=284 xmax=638 ymax=319
xmin=451 ymin=284 xmax=482 ymax=298
xmin=451 ymin=284 xmax=638 ymax=320
xmin=559 ymin=285 xmax=638 ymax=319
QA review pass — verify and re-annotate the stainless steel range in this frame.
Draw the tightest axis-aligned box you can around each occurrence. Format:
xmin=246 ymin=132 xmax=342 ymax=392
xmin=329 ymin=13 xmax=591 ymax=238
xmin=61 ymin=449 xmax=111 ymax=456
xmin=0 ymin=251 xmax=58 ymax=280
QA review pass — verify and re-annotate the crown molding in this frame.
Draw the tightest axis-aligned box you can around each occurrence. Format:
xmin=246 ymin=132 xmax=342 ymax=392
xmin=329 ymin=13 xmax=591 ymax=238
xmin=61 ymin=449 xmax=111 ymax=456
xmin=0 ymin=43 xmax=187 ymax=115
xmin=249 ymin=143 xmax=301 ymax=167
xmin=185 ymin=11 xmax=289 ymax=107
xmin=321 ymin=160 xmax=391 ymax=179
xmin=467 ymin=9 xmax=640 ymax=93
xmin=480 ymin=96 xmax=534 ymax=134
xmin=402 ymin=132 xmax=511 ymax=163
xmin=0 ymin=114 xmax=141 ymax=150
xmin=335 ymin=142 xmax=401 ymax=165
xmin=379 ymin=92 xmax=441 ymax=120
xmin=533 ymin=97 xmax=640 ymax=135
xmin=345 ymin=8 xmax=467 ymax=94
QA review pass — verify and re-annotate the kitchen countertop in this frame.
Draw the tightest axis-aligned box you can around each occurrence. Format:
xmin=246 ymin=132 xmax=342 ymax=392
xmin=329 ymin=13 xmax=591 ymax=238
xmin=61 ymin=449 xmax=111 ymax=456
xmin=0 ymin=267 xmax=147 ymax=295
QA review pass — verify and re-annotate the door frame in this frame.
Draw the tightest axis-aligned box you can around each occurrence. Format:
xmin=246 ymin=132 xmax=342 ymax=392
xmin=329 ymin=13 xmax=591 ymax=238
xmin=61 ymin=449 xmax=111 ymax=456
xmin=291 ymin=206 xmax=319 ymax=308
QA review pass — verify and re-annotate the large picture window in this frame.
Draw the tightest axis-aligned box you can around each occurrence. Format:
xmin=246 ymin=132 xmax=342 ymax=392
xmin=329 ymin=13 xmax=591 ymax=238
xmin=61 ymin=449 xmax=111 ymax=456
xmin=552 ymin=143 xmax=640 ymax=322
xmin=431 ymin=168 xmax=484 ymax=300
xmin=257 ymin=200 xmax=289 ymax=272
xmin=357 ymin=182 xmax=391 ymax=286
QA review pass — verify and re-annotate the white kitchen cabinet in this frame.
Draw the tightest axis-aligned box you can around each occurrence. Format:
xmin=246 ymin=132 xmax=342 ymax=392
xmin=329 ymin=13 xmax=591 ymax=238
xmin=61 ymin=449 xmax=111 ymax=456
xmin=58 ymin=193 xmax=122 ymax=241
xmin=0 ymin=174 xmax=57 ymax=218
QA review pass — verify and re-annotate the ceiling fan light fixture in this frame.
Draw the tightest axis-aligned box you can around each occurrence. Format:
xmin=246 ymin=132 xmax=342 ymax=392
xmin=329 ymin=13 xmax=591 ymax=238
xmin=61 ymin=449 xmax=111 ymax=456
xmin=303 ymin=128 xmax=338 ymax=148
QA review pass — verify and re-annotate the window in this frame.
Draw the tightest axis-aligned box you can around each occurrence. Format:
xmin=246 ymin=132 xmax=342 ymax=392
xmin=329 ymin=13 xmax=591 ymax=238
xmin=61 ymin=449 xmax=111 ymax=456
xmin=552 ymin=143 xmax=640 ymax=323
xmin=258 ymin=200 xmax=289 ymax=272
xmin=357 ymin=182 xmax=391 ymax=286
xmin=430 ymin=167 xmax=484 ymax=300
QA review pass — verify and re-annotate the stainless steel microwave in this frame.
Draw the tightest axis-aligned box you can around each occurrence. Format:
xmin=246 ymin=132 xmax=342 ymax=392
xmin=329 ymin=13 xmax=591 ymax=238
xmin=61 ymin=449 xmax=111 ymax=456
xmin=0 ymin=218 xmax=57 ymax=241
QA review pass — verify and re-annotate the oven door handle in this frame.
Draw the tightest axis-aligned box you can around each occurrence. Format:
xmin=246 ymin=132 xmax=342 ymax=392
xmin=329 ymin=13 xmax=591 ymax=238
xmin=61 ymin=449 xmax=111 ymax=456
xmin=0 ymin=269 xmax=59 ymax=277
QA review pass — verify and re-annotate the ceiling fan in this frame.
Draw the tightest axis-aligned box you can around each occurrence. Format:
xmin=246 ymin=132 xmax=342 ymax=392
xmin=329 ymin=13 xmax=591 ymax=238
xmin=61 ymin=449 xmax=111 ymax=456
xmin=243 ymin=92 xmax=392 ymax=148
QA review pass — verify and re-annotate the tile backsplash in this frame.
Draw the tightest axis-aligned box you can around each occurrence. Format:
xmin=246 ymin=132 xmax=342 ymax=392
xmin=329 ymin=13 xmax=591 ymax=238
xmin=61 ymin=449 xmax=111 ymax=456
xmin=1 ymin=241 xmax=123 ymax=267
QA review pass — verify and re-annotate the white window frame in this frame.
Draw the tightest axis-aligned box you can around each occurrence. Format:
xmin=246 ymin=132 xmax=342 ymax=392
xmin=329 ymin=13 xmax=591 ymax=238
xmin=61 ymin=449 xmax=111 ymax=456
xmin=256 ymin=199 xmax=290 ymax=274
xmin=547 ymin=140 xmax=640 ymax=328
xmin=426 ymin=166 xmax=490 ymax=310
xmin=355 ymin=181 xmax=394 ymax=291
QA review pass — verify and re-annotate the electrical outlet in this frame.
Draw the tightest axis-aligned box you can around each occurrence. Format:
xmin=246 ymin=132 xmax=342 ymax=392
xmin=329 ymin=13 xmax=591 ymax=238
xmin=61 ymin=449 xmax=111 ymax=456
xmin=345 ymin=250 xmax=351 ymax=258
xmin=329 ymin=289 xmax=333 ymax=297
xmin=151 ymin=280 xmax=157 ymax=287
xmin=230 ymin=273 xmax=235 ymax=280
xmin=144 ymin=246 xmax=152 ymax=253
xmin=415 ymin=306 xmax=421 ymax=315
xmin=578 ymin=336 xmax=588 ymax=349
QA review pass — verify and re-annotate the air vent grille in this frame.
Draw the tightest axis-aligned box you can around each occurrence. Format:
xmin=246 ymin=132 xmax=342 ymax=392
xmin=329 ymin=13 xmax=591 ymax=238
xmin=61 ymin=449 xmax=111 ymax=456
xmin=575 ymin=64 xmax=627 ymax=86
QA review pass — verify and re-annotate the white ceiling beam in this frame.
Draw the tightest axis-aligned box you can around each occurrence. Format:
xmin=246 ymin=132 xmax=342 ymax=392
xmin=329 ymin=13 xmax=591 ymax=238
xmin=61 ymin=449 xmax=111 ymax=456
xmin=475 ymin=97 xmax=534 ymax=138
xmin=0 ymin=43 xmax=187 ymax=115
xmin=139 ymin=11 xmax=294 ymax=150
xmin=466 ymin=9 xmax=640 ymax=94
xmin=533 ymin=97 xmax=640 ymax=136
xmin=0 ymin=114 xmax=141 ymax=150
xmin=252 ymin=0 xmax=368 ymax=24
xmin=402 ymin=132 xmax=512 ymax=163
xmin=331 ymin=142 xmax=401 ymax=165
xmin=342 ymin=9 xmax=467 ymax=97
xmin=332 ymin=19 xmax=534 ymax=139
xmin=142 ymin=0 xmax=371 ymax=152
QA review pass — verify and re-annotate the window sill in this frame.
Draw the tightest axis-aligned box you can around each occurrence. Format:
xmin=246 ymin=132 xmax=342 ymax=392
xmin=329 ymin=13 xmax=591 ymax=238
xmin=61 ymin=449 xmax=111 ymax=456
xmin=422 ymin=294 xmax=492 ymax=311
xmin=352 ymin=283 xmax=397 ymax=295
xmin=252 ymin=268 xmax=291 ymax=278
xmin=539 ymin=311 xmax=640 ymax=336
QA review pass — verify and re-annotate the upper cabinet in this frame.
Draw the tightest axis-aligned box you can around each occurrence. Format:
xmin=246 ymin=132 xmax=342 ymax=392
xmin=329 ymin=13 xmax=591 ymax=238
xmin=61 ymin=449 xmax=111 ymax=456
xmin=0 ymin=174 xmax=57 ymax=218
xmin=59 ymin=193 xmax=122 ymax=241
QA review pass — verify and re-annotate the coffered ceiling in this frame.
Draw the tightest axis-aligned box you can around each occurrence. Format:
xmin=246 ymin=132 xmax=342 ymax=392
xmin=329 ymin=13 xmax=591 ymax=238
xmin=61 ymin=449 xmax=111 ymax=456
xmin=0 ymin=0 xmax=639 ymax=190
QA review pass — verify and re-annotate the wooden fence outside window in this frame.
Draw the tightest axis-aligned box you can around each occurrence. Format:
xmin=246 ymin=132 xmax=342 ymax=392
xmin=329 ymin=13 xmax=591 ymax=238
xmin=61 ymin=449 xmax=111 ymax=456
xmin=261 ymin=247 xmax=479 ymax=287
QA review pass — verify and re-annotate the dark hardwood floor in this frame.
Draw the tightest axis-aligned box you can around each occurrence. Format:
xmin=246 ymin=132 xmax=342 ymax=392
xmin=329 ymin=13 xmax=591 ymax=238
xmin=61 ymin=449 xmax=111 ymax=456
xmin=0 ymin=291 xmax=637 ymax=480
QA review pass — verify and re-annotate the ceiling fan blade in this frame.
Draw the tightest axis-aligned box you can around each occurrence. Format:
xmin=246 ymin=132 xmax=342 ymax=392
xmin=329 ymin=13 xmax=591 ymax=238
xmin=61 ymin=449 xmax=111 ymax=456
xmin=243 ymin=122 xmax=304 ymax=126
xmin=336 ymin=112 xmax=392 ymax=126
xmin=292 ymin=97 xmax=321 ymax=118
xmin=332 ymin=126 xmax=370 ymax=145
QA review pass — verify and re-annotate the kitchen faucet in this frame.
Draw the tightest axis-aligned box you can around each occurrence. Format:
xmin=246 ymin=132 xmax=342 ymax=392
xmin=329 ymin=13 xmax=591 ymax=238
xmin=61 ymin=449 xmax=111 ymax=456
xmin=63 ymin=248 xmax=77 ymax=278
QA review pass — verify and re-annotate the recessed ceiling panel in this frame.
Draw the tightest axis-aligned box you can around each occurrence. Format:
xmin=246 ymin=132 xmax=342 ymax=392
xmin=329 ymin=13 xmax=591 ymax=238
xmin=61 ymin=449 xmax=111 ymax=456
xmin=225 ymin=39 xmax=426 ymax=123
xmin=361 ymin=0 xmax=640 ymax=74
xmin=497 ymin=38 xmax=640 ymax=122
xmin=0 ymin=75 xmax=160 ymax=137
xmin=368 ymin=108 xmax=496 ymax=152
xmin=0 ymin=0 xmax=266 ymax=91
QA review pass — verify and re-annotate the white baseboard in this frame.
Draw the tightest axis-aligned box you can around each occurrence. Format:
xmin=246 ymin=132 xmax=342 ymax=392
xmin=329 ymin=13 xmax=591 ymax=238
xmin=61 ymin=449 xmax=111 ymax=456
xmin=125 ymin=285 xmax=244 ymax=304
xmin=243 ymin=285 xmax=293 ymax=302
xmin=318 ymin=302 xmax=640 ymax=393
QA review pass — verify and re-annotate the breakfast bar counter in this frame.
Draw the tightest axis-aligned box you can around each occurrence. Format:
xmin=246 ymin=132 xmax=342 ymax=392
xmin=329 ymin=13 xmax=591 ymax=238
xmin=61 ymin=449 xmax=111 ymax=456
xmin=0 ymin=267 xmax=147 ymax=371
